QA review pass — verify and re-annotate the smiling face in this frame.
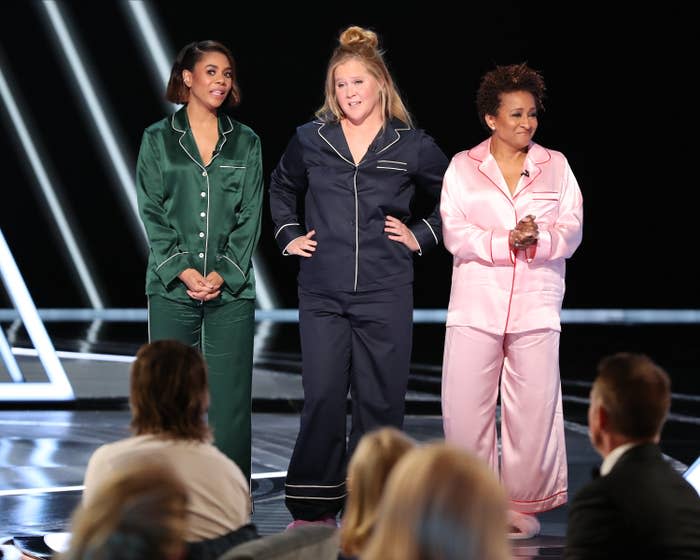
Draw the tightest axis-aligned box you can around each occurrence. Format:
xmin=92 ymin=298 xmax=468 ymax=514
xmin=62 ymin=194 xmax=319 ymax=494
xmin=182 ymin=51 xmax=232 ymax=111
xmin=333 ymin=57 xmax=383 ymax=126
xmin=485 ymin=90 xmax=538 ymax=151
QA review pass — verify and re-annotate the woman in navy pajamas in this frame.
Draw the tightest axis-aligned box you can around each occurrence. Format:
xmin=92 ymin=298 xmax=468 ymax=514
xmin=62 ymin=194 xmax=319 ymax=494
xmin=269 ymin=25 xmax=448 ymax=527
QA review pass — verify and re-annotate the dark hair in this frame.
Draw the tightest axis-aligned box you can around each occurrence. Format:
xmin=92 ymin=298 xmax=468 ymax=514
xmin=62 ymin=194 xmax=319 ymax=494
xmin=129 ymin=339 xmax=211 ymax=442
xmin=165 ymin=40 xmax=241 ymax=107
xmin=475 ymin=62 xmax=546 ymax=132
xmin=594 ymin=352 xmax=671 ymax=439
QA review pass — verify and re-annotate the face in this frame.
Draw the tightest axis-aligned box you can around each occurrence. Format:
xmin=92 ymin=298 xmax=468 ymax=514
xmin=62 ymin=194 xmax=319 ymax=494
xmin=182 ymin=51 xmax=232 ymax=111
xmin=334 ymin=58 xmax=383 ymax=125
xmin=485 ymin=90 xmax=538 ymax=150
xmin=587 ymin=388 xmax=604 ymax=452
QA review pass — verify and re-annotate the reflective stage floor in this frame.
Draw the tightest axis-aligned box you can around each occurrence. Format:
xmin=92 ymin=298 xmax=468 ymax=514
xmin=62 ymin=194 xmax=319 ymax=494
xmin=1 ymin=323 xmax=698 ymax=559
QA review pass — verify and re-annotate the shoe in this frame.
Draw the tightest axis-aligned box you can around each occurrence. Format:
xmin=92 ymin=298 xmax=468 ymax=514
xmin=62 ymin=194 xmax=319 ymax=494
xmin=507 ymin=510 xmax=540 ymax=540
xmin=285 ymin=516 xmax=338 ymax=531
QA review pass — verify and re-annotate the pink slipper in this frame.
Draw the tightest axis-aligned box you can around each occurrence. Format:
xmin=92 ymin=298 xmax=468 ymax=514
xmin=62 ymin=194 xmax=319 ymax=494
xmin=285 ymin=516 xmax=338 ymax=531
xmin=507 ymin=510 xmax=540 ymax=540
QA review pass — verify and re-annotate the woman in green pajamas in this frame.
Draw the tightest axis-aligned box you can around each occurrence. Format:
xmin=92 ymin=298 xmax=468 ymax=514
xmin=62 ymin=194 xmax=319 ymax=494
xmin=135 ymin=40 xmax=263 ymax=481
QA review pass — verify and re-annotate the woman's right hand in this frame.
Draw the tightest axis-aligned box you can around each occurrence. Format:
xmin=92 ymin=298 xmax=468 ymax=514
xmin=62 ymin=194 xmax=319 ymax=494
xmin=178 ymin=268 xmax=220 ymax=301
xmin=509 ymin=215 xmax=539 ymax=250
xmin=285 ymin=230 xmax=317 ymax=257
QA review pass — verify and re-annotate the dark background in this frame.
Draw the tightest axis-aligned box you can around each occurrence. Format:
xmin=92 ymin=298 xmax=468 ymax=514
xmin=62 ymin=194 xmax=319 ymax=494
xmin=0 ymin=1 xmax=695 ymax=311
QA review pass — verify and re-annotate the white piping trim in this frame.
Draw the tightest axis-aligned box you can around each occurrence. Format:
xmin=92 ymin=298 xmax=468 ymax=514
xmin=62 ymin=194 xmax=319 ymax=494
xmin=155 ymin=251 xmax=189 ymax=271
xmin=376 ymin=126 xmax=408 ymax=154
xmin=378 ymin=159 xmax=407 ymax=165
xmin=222 ymin=255 xmax=246 ymax=279
xmin=316 ymin=123 xmax=354 ymax=167
xmin=285 ymin=493 xmax=348 ymax=500
xmin=274 ymin=223 xmax=300 ymax=239
xmin=377 ymin=166 xmax=407 ymax=171
xmin=285 ymin=481 xmax=346 ymax=488
xmin=219 ymin=165 xmax=246 ymax=169
xmin=422 ymin=218 xmax=439 ymax=246
xmin=353 ymin=167 xmax=359 ymax=291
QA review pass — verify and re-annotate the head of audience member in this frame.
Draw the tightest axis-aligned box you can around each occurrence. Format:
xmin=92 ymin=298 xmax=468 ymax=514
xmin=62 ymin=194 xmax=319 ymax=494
xmin=129 ymin=339 xmax=212 ymax=442
xmin=60 ymin=461 xmax=188 ymax=560
xmin=588 ymin=352 xmax=671 ymax=458
xmin=476 ymin=62 xmax=546 ymax=136
xmin=166 ymin=39 xmax=241 ymax=108
xmin=315 ymin=25 xmax=412 ymax=127
xmin=340 ymin=426 xmax=417 ymax=557
xmin=362 ymin=442 xmax=511 ymax=560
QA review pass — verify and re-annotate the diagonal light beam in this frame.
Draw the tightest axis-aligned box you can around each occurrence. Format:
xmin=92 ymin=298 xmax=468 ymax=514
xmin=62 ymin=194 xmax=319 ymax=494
xmin=41 ymin=0 xmax=147 ymax=247
xmin=0 ymin=61 xmax=104 ymax=309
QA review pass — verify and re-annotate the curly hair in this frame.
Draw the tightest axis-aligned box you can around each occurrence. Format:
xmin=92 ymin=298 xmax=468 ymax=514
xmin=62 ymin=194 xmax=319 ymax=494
xmin=315 ymin=25 xmax=412 ymax=127
xmin=165 ymin=40 xmax=241 ymax=107
xmin=476 ymin=62 xmax=546 ymax=132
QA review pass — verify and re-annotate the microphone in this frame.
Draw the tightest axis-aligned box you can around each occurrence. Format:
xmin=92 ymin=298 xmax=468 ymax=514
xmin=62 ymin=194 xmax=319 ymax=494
xmin=520 ymin=169 xmax=530 ymax=177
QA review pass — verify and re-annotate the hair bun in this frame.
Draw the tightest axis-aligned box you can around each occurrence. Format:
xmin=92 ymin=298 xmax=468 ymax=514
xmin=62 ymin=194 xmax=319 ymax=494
xmin=339 ymin=26 xmax=379 ymax=50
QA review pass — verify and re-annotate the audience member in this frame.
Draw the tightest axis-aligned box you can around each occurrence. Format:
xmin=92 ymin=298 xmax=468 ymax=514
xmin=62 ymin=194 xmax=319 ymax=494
xmin=60 ymin=461 xmax=187 ymax=560
xmin=362 ymin=442 xmax=511 ymax=560
xmin=565 ymin=352 xmax=700 ymax=559
xmin=82 ymin=340 xmax=257 ymax=558
xmin=339 ymin=427 xmax=416 ymax=559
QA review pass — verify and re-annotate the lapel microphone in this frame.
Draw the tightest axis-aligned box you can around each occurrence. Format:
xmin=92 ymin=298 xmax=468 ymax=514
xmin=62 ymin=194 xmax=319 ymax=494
xmin=520 ymin=169 xmax=530 ymax=177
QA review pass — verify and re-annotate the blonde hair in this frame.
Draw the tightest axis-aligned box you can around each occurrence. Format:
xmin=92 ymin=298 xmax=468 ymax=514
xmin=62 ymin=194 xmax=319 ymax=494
xmin=61 ymin=461 xmax=188 ymax=560
xmin=362 ymin=442 xmax=511 ymax=560
xmin=340 ymin=427 xmax=416 ymax=556
xmin=315 ymin=25 xmax=413 ymax=127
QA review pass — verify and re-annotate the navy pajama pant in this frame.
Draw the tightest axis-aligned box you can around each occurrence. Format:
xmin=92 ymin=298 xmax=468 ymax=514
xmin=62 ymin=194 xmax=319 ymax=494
xmin=285 ymin=284 xmax=413 ymax=520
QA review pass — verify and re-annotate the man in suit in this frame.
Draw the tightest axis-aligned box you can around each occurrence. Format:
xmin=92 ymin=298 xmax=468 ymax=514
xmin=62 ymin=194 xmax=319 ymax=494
xmin=564 ymin=352 xmax=700 ymax=559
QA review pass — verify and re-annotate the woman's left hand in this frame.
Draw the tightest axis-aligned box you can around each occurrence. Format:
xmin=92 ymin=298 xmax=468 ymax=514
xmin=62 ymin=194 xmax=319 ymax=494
xmin=385 ymin=215 xmax=419 ymax=252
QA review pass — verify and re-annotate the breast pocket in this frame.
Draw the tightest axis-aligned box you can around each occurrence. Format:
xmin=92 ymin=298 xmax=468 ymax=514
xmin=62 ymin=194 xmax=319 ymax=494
xmin=376 ymin=159 xmax=408 ymax=172
xmin=528 ymin=190 xmax=560 ymax=222
xmin=217 ymin=159 xmax=247 ymax=192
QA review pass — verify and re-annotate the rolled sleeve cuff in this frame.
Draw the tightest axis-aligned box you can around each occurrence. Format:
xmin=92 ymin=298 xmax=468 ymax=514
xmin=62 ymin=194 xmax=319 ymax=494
xmin=274 ymin=223 xmax=305 ymax=253
xmin=491 ymin=230 xmax=514 ymax=265
xmin=217 ymin=255 xmax=247 ymax=294
xmin=410 ymin=219 xmax=440 ymax=255
xmin=531 ymin=231 xmax=552 ymax=263
xmin=155 ymin=252 xmax=193 ymax=287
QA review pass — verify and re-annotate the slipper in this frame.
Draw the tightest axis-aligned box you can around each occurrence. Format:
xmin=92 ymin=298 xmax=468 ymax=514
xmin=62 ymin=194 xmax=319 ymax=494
xmin=507 ymin=510 xmax=540 ymax=540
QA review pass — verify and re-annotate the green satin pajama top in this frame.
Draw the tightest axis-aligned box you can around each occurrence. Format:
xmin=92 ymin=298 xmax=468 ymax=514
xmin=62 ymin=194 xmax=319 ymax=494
xmin=136 ymin=107 xmax=263 ymax=303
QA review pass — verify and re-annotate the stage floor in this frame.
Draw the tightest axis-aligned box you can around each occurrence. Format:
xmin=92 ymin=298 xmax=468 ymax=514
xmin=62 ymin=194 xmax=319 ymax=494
xmin=1 ymin=323 xmax=698 ymax=559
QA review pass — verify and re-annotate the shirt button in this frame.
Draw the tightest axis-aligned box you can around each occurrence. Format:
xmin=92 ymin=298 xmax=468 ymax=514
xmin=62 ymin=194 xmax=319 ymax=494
xmin=198 ymin=252 xmax=204 ymax=258
xmin=199 ymin=232 xmax=205 ymax=238
xmin=202 ymin=171 xmax=207 ymax=177
xmin=200 ymin=212 xmax=206 ymax=218
xmin=200 ymin=192 xmax=206 ymax=198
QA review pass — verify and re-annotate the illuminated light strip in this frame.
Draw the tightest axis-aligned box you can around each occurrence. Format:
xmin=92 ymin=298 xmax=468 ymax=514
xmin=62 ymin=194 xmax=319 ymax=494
xmin=41 ymin=0 xmax=147 ymax=244
xmin=0 ymin=65 xmax=104 ymax=309
xmin=0 ymin=471 xmax=288 ymax=496
xmin=0 ymin=229 xmax=73 ymax=399
xmin=0 ymin=485 xmax=83 ymax=497
xmin=0 ymin=328 xmax=23 ymax=381
xmin=122 ymin=1 xmax=276 ymax=311
xmin=12 ymin=347 xmax=135 ymax=363
xmin=0 ymin=308 xmax=699 ymax=324
xmin=124 ymin=0 xmax=176 ymax=113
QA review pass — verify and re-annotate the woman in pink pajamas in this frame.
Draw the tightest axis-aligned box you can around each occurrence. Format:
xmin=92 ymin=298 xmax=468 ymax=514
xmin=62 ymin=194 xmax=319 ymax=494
xmin=440 ymin=63 xmax=583 ymax=539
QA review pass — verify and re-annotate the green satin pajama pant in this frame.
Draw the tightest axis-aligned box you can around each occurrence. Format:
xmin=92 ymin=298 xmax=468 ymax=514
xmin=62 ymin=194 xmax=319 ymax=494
xmin=147 ymin=294 xmax=254 ymax=481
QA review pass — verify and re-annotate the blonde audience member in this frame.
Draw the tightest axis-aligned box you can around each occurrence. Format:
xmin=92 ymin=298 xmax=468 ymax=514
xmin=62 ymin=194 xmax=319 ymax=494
xmin=60 ymin=461 xmax=187 ymax=560
xmin=363 ymin=442 xmax=511 ymax=560
xmin=339 ymin=427 xmax=416 ymax=558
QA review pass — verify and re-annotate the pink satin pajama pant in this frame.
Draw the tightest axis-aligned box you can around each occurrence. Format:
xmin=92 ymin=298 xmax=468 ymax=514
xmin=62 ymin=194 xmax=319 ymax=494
xmin=441 ymin=325 xmax=568 ymax=512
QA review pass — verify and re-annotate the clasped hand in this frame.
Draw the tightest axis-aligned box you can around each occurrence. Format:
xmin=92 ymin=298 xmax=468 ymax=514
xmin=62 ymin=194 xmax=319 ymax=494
xmin=178 ymin=268 xmax=223 ymax=301
xmin=510 ymin=214 xmax=539 ymax=250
